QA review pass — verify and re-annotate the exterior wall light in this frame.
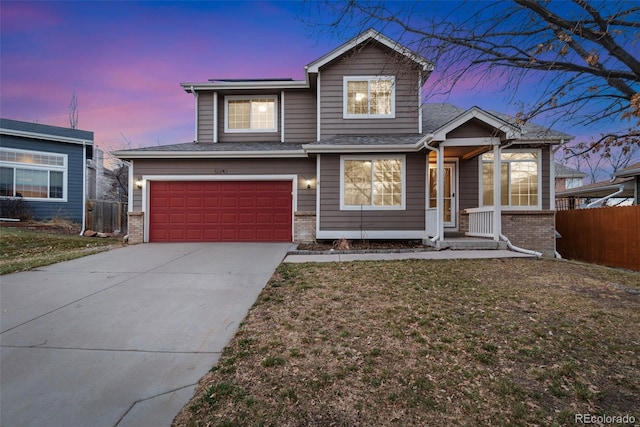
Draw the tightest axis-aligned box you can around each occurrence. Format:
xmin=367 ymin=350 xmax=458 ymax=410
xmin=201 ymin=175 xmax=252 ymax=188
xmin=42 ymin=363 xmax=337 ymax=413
xmin=135 ymin=179 xmax=143 ymax=189
xmin=306 ymin=179 xmax=311 ymax=189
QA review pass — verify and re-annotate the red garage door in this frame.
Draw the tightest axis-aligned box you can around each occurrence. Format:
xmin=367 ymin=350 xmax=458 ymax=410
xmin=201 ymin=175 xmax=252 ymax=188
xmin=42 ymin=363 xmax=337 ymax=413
xmin=149 ymin=181 xmax=292 ymax=242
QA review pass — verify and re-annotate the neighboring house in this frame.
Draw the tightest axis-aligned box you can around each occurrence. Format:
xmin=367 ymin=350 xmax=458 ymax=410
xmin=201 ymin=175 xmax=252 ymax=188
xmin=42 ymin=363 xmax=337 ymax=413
xmin=87 ymin=148 xmax=128 ymax=202
xmin=555 ymin=162 xmax=587 ymax=210
xmin=0 ymin=118 xmax=94 ymax=229
xmin=556 ymin=161 xmax=640 ymax=207
xmin=114 ymin=29 xmax=572 ymax=257
xmin=555 ymin=162 xmax=586 ymax=192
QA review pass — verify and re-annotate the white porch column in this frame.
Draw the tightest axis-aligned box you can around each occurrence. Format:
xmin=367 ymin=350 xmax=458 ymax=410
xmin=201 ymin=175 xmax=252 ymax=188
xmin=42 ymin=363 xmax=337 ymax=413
xmin=437 ymin=145 xmax=445 ymax=241
xmin=492 ymin=143 xmax=502 ymax=241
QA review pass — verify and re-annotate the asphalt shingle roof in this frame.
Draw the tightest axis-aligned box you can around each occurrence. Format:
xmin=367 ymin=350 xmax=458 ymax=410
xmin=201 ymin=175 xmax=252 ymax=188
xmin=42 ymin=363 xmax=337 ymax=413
xmin=115 ymin=104 xmax=573 ymax=157
xmin=0 ymin=118 xmax=94 ymax=142
xmin=121 ymin=142 xmax=304 ymax=152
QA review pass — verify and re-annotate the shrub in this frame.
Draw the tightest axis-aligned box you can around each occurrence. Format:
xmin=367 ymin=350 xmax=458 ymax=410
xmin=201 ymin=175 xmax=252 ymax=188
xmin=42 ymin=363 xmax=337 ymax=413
xmin=0 ymin=197 xmax=33 ymax=220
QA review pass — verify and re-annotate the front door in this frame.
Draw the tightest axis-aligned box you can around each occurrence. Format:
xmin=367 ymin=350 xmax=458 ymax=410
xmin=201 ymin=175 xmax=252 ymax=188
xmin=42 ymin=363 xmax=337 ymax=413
xmin=428 ymin=163 xmax=457 ymax=228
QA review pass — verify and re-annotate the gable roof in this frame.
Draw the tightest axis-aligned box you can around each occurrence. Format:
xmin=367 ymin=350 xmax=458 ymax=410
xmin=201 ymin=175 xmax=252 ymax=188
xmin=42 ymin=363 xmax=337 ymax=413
xmin=306 ymin=28 xmax=434 ymax=75
xmin=422 ymin=104 xmax=573 ymax=143
xmin=428 ymin=106 xmax=521 ymax=141
xmin=615 ymin=161 xmax=640 ymax=178
xmin=181 ymin=29 xmax=434 ymax=93
xmin=0 ymin=117 xmax=94 ymax=145
xmin=555 ymin=162 xmax=587 ymax=178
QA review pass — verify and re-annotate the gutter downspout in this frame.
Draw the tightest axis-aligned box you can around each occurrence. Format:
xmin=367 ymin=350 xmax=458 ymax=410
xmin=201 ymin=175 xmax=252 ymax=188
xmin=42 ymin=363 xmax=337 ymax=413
xmin=79 ymin=141 xmax=88 ymax=236
xmin=586 ymin=184 xmax=625 ymax=208
xmin=190 ymin=86 xmax=198 ymax=143
xmin=500 ymin=234 xmax=543 ymax=258
xmin=420 ymin=135 xmax=440 ymax=243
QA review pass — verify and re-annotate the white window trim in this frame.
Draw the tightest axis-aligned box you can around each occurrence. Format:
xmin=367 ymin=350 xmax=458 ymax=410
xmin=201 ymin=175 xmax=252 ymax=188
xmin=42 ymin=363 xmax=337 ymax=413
xmin=478 ymin=148 xmax=542 ymax=210
xmin=340 ymin=154 xmax=406 ymax=211
xmin=224 ymin=95 xmax=278 ymax=133
xmin=0 ymin=147 xmax=68 ymax=202
xmin=343 ymin=76 xmax=396 ymax=119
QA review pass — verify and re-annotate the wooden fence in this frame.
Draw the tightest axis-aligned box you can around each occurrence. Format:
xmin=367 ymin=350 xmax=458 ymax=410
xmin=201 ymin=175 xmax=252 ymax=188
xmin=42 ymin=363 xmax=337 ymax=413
xmin=86 ymin=200 xmax=128 ymax=234
xmin=556 ymin=205 xmax=640 ymax=271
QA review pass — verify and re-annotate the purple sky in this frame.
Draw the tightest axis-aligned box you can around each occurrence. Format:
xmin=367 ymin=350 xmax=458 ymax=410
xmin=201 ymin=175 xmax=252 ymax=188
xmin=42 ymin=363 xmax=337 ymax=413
xmin=0 ymin=1 xmax=632 ymax=163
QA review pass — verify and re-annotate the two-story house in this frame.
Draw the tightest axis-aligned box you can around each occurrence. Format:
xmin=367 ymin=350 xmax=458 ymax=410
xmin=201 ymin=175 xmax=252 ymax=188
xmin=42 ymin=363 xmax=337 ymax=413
xmin=115 ymin=29 xmax=572 ymax=256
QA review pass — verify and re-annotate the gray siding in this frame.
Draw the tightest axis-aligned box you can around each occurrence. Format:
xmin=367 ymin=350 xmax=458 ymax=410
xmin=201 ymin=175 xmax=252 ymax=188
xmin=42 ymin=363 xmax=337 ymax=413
xmin=283 ymin=90 xmax=317 ymax=143
xmin=318 ymin=153 xmax=425 ymax=231
xmin=541 ymin=146 xmax=551 ymax=210
xmin=458 ymin=157 xmax=479 ymax=211
xmin=197 ymin=92 xmax=214 ymax=143
xmin=447 ymin=119 xmax=497 ymax=138
xmin=132 ymin=157 xmax=316 ymax=212
xmin=319 ymin=43 xmax=421 ymax=139
xmin=0 ymin=135 xmax=86 ymax=223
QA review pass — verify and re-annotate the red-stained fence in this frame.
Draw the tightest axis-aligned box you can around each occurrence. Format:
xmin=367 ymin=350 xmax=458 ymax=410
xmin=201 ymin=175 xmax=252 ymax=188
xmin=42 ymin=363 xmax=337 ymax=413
xmin=556 ymin=205 xmax=640 ymax=271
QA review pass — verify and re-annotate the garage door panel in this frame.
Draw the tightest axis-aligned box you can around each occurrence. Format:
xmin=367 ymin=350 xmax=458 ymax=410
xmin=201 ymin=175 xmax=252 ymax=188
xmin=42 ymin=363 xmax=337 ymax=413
xmin=149 ymin=180 xmax=292 ymax=242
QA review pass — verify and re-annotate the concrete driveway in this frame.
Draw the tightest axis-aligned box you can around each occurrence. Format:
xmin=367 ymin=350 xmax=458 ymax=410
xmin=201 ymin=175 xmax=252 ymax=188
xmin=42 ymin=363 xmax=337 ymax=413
xmin=0 ymin=242 xmax=290 ymax=427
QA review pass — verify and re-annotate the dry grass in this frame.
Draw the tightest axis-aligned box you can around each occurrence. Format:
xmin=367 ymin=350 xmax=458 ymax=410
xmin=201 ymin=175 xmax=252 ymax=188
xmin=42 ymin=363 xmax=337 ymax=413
xmin=0 ymin=226 xmax=122 ymax=274
xmin=174 ymin=258 xmax=640 ymax=427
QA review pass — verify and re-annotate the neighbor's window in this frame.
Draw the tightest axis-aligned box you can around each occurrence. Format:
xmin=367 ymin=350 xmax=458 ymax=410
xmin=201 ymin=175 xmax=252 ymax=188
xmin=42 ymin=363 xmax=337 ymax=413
xmin=0 ymin=148 xmax=67 ymax=200
xmin=341 ymin=156 xmax=405 ymax=210
xmin=344 ymin=76 xmax=395 ymax=118
xmin=481 ymin=151 xmax=540 ymax=208
xmin=225 ymin=96 xmax=277 ymax=132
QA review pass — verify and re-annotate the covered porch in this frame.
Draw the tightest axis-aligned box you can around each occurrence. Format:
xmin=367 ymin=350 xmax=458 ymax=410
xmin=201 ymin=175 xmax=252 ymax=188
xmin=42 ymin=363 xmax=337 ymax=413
xmin=422 ymin=107 xmax=534 ymax=253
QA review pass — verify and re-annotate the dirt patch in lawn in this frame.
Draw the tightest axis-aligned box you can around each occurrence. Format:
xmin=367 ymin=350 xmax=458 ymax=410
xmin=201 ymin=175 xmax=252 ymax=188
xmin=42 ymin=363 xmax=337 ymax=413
xmin=174 ymin=258 xmax=640 ymax=427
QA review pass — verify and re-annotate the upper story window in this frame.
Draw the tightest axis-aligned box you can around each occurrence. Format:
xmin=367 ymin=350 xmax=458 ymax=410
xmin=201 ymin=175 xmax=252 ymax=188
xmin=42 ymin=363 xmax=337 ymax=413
xmin=225 ymin=95 xmax=277 ymax=133
xmin=343 ymin=76 xmax=395 ymax=119
xmin=0 ymin=147 xmax=67 ymax=201
xmin=481 ymin=150 xmax=541 ymax=209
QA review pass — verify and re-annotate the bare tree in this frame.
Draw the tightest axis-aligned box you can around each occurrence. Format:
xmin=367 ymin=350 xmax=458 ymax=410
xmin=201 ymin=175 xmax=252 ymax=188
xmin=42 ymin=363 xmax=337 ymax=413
xmin=311 ymin=1 xmax=640 ymax=154
xmin=560 ymin=140 xmax=640 ymax=183
xmin=68 ymin=90 xmax=78 ymax=129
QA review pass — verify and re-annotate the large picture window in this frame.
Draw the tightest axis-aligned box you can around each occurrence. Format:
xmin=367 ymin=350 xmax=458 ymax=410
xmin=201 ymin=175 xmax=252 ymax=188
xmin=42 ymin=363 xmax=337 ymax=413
xmin=341 ymin=156 xmax=405 ymax=210
xmin=0 ymin=148 xmax=67 ymax=200
xmin=481 ymin=151 xmax=540 ymax=208
xmin=343 ymin=76 xmax=395 ymax=118
xmin=225 ymin=96 xmax=277 ymax=132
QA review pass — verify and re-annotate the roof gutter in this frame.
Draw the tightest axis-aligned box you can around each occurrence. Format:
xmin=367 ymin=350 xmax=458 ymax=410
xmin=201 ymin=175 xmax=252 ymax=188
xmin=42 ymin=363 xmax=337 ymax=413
xmin=112 ymin=150 xmax=307 ymax=160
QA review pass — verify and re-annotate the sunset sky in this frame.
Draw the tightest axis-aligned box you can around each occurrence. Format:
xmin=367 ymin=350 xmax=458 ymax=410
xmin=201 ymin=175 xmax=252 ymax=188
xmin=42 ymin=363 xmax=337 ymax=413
xmin=1 ymin=1 xmax=635 ymax=164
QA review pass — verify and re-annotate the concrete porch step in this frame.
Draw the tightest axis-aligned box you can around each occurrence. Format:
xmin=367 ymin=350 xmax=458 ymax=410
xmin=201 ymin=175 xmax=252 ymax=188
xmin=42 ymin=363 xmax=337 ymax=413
xmin=427 ymin=236 xmax=507 ymax=250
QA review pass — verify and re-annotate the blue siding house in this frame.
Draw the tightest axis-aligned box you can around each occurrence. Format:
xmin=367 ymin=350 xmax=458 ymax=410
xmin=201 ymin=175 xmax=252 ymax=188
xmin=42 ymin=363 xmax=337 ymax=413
xmin=0 ymin=118 xmax=94 ymax=230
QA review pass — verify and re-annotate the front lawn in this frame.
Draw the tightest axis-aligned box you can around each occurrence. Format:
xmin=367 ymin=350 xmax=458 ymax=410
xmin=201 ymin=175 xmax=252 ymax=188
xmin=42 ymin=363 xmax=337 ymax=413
xmin=0 ymin=226 xmax=122 ymax=275
xmin=174 ymin=258 xmax=640 ymax=426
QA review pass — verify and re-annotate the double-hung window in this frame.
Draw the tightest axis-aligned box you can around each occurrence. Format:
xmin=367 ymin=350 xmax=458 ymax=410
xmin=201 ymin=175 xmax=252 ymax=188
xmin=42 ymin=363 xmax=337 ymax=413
xmin=341 ymin=155 xmax=405 ymax=210
xmin=225 ymin=95 xmax=277 ymax=132
xmin=481 ymin=150 xmax=541 ymax=209
xmin=343 ymin=76 xmax=395 ymax=118
xmin=0 ymin=148 xmax=67 ymax=201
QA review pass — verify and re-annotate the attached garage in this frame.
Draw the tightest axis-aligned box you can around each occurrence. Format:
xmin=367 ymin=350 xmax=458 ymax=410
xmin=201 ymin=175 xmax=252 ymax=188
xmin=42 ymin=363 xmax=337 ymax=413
xmin=148 ymin=180 xmax=293 ymax=242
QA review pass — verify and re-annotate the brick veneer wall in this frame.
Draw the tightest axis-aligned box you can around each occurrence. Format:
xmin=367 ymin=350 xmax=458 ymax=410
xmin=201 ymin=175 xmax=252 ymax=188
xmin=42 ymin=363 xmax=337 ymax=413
xmin=127 ymin=211 xmax=144 ymax=244
xmin=294 ymin=211 xmax=316 ymax=243
xmin=460 ymin=210 xmax=556 ymax=257
xmin=501 ymin=211 xmax=556 ymax=257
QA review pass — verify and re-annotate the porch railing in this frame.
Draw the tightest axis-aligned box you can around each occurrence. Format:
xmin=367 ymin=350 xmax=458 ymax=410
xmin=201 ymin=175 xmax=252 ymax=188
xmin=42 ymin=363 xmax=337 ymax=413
xmin=466 ymin=206 xmax=494 ymax=238
xmin=426 ymin=208 xmax=437 ymax=237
